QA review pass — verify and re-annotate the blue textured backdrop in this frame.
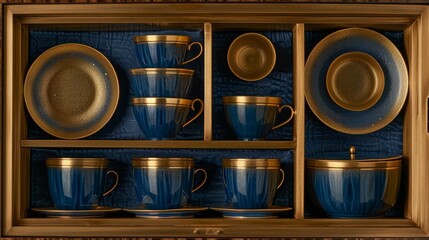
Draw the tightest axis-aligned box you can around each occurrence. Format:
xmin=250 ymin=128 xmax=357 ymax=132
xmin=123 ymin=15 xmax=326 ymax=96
xmin=28 ymin=28 xmax=404 ymax=218
xmin=28 ymin=29 xmax=294 ymax=218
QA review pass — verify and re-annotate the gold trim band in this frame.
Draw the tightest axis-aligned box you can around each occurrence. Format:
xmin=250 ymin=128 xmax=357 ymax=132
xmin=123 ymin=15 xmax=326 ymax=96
xmin=305 ymin=159 xmax=401 ymax=168
xmin=132 ymin=157 xmax=195 ymax=168
xmin=46 ymin=158 xmax=108 ymax=168
xmin=222 ymin=158 xmax=280 ymax=168
xmin=222 ymin=96 xmax=281 ymax=105
xmin=134 ymin=35 xmax=190 ymax=43
xmin=129 ymin=68 xmax=194 ymax=76
xmin=131 ymin=97 xmax=192 ymax=106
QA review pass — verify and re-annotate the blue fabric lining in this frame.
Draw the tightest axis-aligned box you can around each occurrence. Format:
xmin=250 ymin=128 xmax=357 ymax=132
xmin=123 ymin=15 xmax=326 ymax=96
xmin=28 ymin=29 xmax=404 ymax=218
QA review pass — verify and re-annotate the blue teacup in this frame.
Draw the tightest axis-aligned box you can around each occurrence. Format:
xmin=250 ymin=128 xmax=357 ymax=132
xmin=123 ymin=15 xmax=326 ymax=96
xmin=222 ymin=158 xmax=285 ymax=209
xmin=129 ymin=68 xmax=194 ymax=98
xmin=131 ymin=97 xmax=204 ymax=140
xmin=134 ymin=35 xmax=203 ymax=68
xmin=222 ymin=96 xmax=295 ymax=140
xmin=132 ymin=157 xmax=208 ymax=210
xmin=46 ymin=158 xmax=119 ymax=210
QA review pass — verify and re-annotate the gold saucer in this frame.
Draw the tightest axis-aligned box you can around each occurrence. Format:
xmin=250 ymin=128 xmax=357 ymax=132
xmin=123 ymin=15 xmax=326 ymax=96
xmin=326 ymin=51 xmax=385 ymax=111
xmin=227 ymin=33 xmax=276 ymax=81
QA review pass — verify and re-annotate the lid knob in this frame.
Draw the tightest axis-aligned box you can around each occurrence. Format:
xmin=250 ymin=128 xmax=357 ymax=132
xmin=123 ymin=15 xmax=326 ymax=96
xmin=350 ymin=146 xmax=356 ymax=160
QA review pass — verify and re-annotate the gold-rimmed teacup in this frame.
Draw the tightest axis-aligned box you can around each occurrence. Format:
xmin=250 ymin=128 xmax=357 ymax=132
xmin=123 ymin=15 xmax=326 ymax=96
xmin=222 ymin=96 xmax=294 ymax=140
xmin=46 ymin=158 xmax=119 ymax=210
xmin=132 ymin=157 xmax=207 ymax=210
xmin=131 ymin=97 xmax=204 ymax=140
xmin=222 ymin=158 xmax=285 ymax=209
xmin=134 ymin=35 xmax=203 ymax=68
xmin=129 ymin=68 xmax=194 ymax=98
xmin=227 ymin=33 xmax=276 ymax=81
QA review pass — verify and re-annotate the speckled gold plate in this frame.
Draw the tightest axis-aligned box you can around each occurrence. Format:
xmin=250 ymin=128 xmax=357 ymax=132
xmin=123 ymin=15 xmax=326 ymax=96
xmin=326 ymin=51 xmax=385 ymax=111
xmin=24 ymin=43 xmax=119 ymax=139
xmin=227 ymin=33 xmax=276 ymax=81
xmin=305 ymin=28 xmax=408 ymax=134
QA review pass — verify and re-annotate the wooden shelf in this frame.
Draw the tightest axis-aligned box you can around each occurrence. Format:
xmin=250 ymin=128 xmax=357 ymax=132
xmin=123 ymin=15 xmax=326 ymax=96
xmin=2 ymin=2 xmax=429 ymax=238
xmin=20 ymin=140 xmax=297 ymax=149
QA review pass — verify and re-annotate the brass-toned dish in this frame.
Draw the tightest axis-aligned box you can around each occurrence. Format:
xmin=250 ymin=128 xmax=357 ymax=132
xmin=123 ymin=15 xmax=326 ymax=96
xmin=326 ymin=52 xmax=385 ymax=111
xmin=227 ymin=33 xmax=276 ymax=81
xmin=24 ymin=43 xmax=119 ymax=139
xmin=305 ymin=28 xmax=408 ymax=134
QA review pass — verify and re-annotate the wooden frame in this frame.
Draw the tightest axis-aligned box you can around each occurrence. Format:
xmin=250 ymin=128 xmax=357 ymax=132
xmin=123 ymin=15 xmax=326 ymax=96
xmin=2 ymin=3 xmax=429 ymax=237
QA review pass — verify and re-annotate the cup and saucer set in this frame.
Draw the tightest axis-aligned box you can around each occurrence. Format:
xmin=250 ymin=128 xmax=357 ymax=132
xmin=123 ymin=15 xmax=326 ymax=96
xmin=32 ymin=158 xmax=121 ymax=218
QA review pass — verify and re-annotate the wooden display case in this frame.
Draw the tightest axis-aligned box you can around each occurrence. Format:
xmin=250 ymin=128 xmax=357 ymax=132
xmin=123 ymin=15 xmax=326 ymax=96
xmin=2 ymin=3 xmax=429 ymax=238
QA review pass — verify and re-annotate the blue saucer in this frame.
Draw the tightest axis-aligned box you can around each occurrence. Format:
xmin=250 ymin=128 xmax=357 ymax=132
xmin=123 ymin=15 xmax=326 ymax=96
xmin=32 ymin=206 xmax=121 ymax=218
xmin=122 ymin=206 xmax=208 ymax=218
xmin=210 ymin=206 xmax=292 ymax=218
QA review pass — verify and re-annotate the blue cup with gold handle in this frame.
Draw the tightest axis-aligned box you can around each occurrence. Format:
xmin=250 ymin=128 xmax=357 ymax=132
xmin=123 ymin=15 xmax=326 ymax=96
xmin=132 ymin=157 xmax=208 ymax=210
xmin=129 ymin=68 xmax=194 ymax=98
xmin=222 ymin=96 xmax=295 ymax=140
xmin=46 ymin=158 xmax=119 ymax=210
xmin=222 ymin=158 xmax=285 ymax=209
xmin=131 ymin=97 xmax=204 ymax=140
xmin=134 ymin=35 xmax=203 ymax=68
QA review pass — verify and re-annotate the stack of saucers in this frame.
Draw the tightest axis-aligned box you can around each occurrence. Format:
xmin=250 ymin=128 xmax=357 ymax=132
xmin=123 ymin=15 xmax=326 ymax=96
xmin=130 ymin=35 xmax=204 ymax=140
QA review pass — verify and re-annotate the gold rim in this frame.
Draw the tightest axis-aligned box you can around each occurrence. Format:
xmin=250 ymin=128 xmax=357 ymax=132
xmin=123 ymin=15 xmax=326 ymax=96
xmin=305 ymin=158 xmax=401 ymax=168
xmin=326 ymin=52 xmax=385 ymax=111
xmin=222 ymin=158 xmax=280 ymax=169
xmin=134 ymin=35 xmax=190 ymax=43
xmin=46 ymin=158 xmax=108 ymax=168
xmin=132 ymin=157 xmax=195 ymax=168
xmin=23 ymin=43 xmax=119 ymax=139
xmin=222 ymin=96 xmax=281 ymax=105
xmin=131 ymin=97 xmax=192 ymax=106
xmin=129 ymin=68 xmax=194 ymax=76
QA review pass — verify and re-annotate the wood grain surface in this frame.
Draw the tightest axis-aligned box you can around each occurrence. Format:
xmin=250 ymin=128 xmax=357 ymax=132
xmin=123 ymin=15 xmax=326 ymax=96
xmin=1 ymin=1 xmax=428 ymax=240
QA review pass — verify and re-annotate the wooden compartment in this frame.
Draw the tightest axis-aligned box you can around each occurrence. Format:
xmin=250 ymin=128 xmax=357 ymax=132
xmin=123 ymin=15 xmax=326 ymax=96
xmin=2 ymin=3 xmax=429 ymax=238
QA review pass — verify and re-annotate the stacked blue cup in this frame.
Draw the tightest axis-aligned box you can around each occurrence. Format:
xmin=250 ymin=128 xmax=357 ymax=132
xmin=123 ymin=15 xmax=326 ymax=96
xmin=130 ymin=35 xmax=204 ymax=140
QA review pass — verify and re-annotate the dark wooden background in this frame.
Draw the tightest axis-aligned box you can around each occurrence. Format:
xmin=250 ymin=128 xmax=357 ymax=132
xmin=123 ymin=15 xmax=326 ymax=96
xmin=0 ymin=0 xmax=427 ymax=239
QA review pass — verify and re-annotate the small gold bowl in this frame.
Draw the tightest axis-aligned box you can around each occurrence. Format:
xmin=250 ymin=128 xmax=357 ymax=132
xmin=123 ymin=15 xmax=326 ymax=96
xmin=227 ymin=33 xmax=276 ymax=81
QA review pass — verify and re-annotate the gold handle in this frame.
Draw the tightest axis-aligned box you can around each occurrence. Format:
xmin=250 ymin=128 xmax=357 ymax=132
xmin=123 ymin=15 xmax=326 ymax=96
xmin=183 ymin=98 xmax=204 ymax=128
xmin=277 ymin=169 xmax=285 ymax=189
xmin=272 ymin=105 xmax=295 ymax=130
xmin=191 ymin=168 xmax=208 ymax=193
xmin=103 ymin=170 xmax=119 ymax=197
xmin=182 ymin=42 xmax=203 ymax=65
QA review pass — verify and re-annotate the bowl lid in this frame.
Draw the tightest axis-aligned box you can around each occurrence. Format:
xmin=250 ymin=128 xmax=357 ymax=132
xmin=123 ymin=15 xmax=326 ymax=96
xmin=46 ymin=158 xmax=108 ymax=168
xmin=306 ymin=146 xmax=402 ymax=168
xmin=222 ymin=158 xmax=280 ymax=169
xmin=132 ymin=157 xmax=194 ymax=168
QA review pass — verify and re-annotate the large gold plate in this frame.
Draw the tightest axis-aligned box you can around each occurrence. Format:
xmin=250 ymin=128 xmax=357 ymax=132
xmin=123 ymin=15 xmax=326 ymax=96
xmin=305 ymin=28 xmax=408 ymax=134
xmin=24 ymin=43 xmax=119 ymax=139
xmin=326 ymin=52 xmax=385 ymax=112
